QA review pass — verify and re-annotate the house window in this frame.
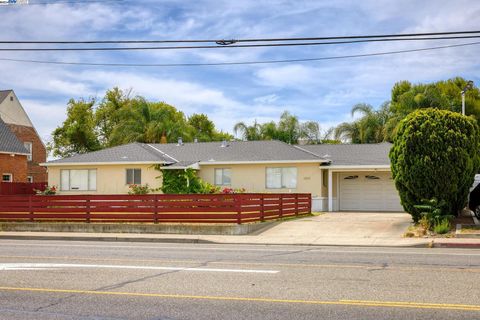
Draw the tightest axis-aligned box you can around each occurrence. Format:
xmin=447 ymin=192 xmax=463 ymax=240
xmin=24 ymin=142 xmax=32 ymax=161
xmin=126 ymin=169 xmax=141 ymax=185
xmin=61 ymin=169 xmax=96 ymax=191
xmin=266 ymin=167 xmax=297 ymax=189
xmin=27 ymin=176 xmax=33 ymax=183
xmin=214 ymin=168 xmax=231 ymax=186
xmin=2 ymin=173 xmax=12 ymax=182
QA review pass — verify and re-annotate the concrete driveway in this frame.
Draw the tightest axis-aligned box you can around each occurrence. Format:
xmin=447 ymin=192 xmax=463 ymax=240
xmin=253 ymin=212 xmax=414 ymax=246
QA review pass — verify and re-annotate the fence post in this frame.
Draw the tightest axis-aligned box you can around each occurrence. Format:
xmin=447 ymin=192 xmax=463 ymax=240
xmin=307 ymin=194 xmax=312 ymax=213
xmin=29 ymin=195 xmax=34 ymax=222
xmin=154 ymin=194 xmax=158 ymax=224
xmin=86 ymin=198 xmax=91 ymax=223
xmin=294 ymin=194 xmax=298 ymax=216
xmin=235 ymin=195 xmax=242 ymax=224
xmin=260 ymin=194 xmax=265 ymax=222
xmin=279 ymin=194 xmax=284 ymax=219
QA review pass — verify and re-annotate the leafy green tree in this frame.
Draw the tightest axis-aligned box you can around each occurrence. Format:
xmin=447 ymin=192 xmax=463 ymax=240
xmin=159 ymin=168 xmax=205 ymax=194
xmin=95 ymin=87 xmax=132 ymax=146
xmin=109 ymin=98 xmax=191 ymax=145
xmin=335 ymin=78 xmax=480 ymax=144
xmin=391 ymin=77 xmax=480 ymax=122
xmin=233 ymin=111 xmax=322 ymax=144
xmin=389 ymin=108 xmax=480 ymax=222
xmin=277 ymin=111 xmax=301 ymax=144
xmin=51 ymin=98 xmax=101 ymax=157
xmin=188 ymin=113 xmax=233 ymax=142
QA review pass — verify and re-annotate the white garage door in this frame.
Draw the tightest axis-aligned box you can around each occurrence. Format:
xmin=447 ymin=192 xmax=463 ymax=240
xmin=339 ymin=172 xmax=403 ymax=212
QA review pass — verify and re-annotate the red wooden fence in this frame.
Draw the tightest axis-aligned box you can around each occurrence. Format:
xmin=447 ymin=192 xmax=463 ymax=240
xmin=0 ymin=193 xmax=311 ymax=224
xmin=0 ymin=182 xmax=47 ymax=195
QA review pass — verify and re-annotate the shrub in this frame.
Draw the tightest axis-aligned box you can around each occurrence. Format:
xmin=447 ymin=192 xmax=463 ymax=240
xmin=201 ymin=182 xmax=221 ymax=194
xmin=159 ymin=168 xmax=205 ymax=194
xmin=128 ymin=184 xmax=151 ymax=195
xmin=390 ymin=108 xmax=480 ymax=222
xmin=221 ymin=187 xmax=246 ymax=194
xmin=35 ymin=185 xmax=57 ymax=195
xmin=433 ymin=218 xmax=451 ymax=234
xmin=414 ymin=198 xmax=454 ymax=230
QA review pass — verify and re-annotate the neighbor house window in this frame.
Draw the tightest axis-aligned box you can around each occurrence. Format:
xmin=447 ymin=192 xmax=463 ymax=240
xmin=126 ymin=169 xmax=141 ymax=185
xmin=27 ymin=176 xmax=33 ymax=183
xmin=215 ymin=168 xmax=231 ymax=186
xmin=266 ymin=167 xmax=297 ymax=189
xmin=24 ymin=142 xmax=32 ymax=161
xmin=61 ymin=169 xmax=96 ymax=191
xmin=2 ymin=174 xmax=12 ymax=182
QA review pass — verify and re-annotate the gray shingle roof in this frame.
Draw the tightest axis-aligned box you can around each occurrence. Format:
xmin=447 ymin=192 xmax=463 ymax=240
xmin=151 ymin=140 xmax=323 ymax=163
xmin=46 ymin=140 xmax=325 ymax=165
xmin=0 ymin=117 xmax=28 ymax=154
xmin=46 ymin=140 xmax=392 ymax=167
xmin=299 ymin=142 xmax=392 ymax=166
xmin=46 ymin=143 xmax=174 ymax=164
xmin=0 ymin=90 xmax=12 ymax=104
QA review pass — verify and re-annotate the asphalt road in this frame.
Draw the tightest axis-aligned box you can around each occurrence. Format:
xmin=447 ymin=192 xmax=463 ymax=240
xmin=0 ymin=240 xmax=479 ymax=320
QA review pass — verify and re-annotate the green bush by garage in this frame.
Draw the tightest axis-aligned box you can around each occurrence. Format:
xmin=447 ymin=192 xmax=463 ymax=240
xmin=390 ymin=108 xmax=480 ymax=222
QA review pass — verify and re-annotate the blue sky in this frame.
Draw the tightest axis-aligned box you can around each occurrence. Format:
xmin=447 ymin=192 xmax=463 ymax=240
xmin=0 ymin=0 xmax=479 ymax=143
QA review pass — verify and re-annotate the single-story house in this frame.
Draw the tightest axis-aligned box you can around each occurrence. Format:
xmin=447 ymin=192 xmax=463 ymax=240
xmin=42 ymin=140 xmax=402 ymax=212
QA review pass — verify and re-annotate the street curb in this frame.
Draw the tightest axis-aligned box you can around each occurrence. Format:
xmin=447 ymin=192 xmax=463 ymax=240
xmin=432 ymin=241 xmax=480 ymax=249
xmin=0 ymin=235 xmax=213 ymax=244
xmin=0 ymin=234 xmax=430 ymax=248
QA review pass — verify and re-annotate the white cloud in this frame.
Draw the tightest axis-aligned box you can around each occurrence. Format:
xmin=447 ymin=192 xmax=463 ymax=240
xmin=253 ymin=94 xmax=279 ymax=104
xmin=1 ymin=0 xmax=480 ymax=144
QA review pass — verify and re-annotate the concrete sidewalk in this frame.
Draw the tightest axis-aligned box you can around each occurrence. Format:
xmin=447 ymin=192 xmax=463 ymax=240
xmin=1 ymin=212 xmax=479 ymax=248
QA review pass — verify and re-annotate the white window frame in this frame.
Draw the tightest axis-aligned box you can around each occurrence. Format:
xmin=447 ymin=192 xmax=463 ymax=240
xmin=126 ymin=168 xmax=142 ymax=185
xmin=265 ymin=167 xmax=297 ymax=189
xmin=60 ymin=169 xmax=97 ymax=191
xmin=24 ymin=142 xmax=33 ymax=161
xmin=27 ymin=176 xmax=33 ymax=183
xmin=2 ymin=173 xmax=13 ymax=182
xmin=214 ymin=168 xmax=231 ymax=186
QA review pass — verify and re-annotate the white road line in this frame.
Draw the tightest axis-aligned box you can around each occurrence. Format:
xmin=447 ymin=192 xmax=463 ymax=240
xmin=0 ymin=263 xmax=279 ymax=274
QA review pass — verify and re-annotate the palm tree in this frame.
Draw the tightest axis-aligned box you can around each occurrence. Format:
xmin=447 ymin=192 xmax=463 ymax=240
xmin=233 ymin=120 xmax=262 ymax=140
xmin=335 ymin=102 xmax=391 ymax=143
xmin=109 ymin=99 xmax=191 ymax=145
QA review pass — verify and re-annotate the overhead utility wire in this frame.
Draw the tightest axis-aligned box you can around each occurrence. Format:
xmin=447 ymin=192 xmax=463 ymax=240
xmin=1 ymin=35 xmax=480 ymax=51
xmin=1 ymin=30 xmax=479 ymax=44
xmin=0 ymin=41 xmax=478 ymax=67
xmin=2 ymin=0 xmax=124 ymax=5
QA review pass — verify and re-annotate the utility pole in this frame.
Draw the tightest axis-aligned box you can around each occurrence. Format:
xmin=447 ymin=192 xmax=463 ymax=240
xmin=461 ymin=80 xmax=474 ymax=115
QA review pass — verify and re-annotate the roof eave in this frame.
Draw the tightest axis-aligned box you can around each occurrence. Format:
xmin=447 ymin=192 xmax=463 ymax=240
xmin=41 ymin=161 xmax=169 ymax=167
xmin=198 ymin=159 xmax=328 ymax=165
xmin=323 ymin=165 xmax=391 ymax=170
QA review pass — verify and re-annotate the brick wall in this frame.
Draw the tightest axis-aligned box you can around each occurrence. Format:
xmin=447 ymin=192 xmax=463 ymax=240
xmin=0 ymin=154 xmax=27 ymax=182
xmin=6 ymin=124 xmax=47 ymax=182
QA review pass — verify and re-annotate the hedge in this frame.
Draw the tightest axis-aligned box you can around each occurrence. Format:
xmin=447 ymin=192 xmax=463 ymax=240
xmin=389 ymin=108 xmax=480 ymax=222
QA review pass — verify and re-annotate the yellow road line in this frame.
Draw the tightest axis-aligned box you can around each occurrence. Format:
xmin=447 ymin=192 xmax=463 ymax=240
xmin=0 ymin=255 xmax=479 ymax=273
xmin=0 ymin=287 xmax=479 ymax=312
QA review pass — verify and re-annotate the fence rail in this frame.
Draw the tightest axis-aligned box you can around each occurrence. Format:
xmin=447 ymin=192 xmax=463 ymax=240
xmin=0 ymin=193 xmax=311 ymax=224
xmin=0 ymin=182 xmax=47 ymax=195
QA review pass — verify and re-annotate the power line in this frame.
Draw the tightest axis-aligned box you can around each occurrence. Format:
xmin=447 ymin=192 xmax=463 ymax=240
xmin=1 ymin=0 xmax=124 ymax=5
xmin=1 ymin=30 xmax=479 ymax=44
xmin=0 ymin=35 xmax=480 ymax=51
xmin=0 ymin=41 xmax=478 ymax=67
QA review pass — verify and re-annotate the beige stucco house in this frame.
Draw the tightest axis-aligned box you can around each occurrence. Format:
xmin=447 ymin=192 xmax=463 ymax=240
xmin=42 ymin=140 xmax=403 ymax=212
